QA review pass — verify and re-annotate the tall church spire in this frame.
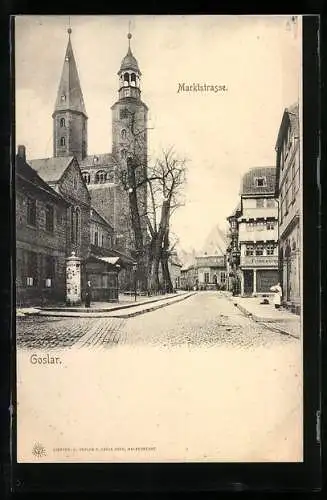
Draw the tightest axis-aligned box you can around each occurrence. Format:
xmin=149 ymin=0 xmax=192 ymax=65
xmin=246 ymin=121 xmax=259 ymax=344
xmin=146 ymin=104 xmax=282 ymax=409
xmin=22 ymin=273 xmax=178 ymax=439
xmin=53 ymin=29 xmax=88 ymax=161
xmin=54 ymin=29 xmax=87 ymax=116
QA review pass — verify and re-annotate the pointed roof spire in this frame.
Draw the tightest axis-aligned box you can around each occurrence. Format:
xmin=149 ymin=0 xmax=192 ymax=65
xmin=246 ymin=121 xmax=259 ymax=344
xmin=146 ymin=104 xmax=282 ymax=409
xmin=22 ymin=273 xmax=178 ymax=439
xmin=119 ymin=28 xmax=140 ymax=74
xmin=54 ymin=29 xmax=87 ymax=117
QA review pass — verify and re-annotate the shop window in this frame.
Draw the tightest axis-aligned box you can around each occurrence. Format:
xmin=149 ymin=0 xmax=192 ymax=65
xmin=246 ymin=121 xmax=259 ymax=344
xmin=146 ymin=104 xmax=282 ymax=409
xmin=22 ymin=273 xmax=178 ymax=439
xmin=256 ymin=199 xmax=264 ymax=208
xmin=45 ymin=204 xmax=54 ymax=232
xmin=27 ymin=197 xmax=36 ymax=226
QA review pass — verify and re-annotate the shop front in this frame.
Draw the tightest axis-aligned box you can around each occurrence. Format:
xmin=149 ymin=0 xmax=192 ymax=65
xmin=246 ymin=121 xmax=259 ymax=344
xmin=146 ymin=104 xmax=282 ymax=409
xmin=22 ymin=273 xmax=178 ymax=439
xmin=240 ymin=255 xmax=279 ymax=296
xmin=85 ymin=255 xmax=122 ymax=302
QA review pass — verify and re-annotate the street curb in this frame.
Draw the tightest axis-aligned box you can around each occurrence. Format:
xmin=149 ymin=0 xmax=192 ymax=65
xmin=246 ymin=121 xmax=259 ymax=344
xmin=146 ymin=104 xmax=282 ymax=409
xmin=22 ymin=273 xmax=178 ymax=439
xmin=37 ymin=292 xmax=186 ymax=313
xmin=19 ymin=292 xmax=196 ymax=318
xmin=109 ymin=292 xmax=196 ymax=318
xmin=232 ymin=301 xmax=300 ymax=339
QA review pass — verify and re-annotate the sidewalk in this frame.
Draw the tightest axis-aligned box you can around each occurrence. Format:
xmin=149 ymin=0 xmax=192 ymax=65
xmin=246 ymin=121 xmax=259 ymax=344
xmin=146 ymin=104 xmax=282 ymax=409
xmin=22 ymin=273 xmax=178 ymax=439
xmin=230 ymin=296 xmax=301 ymax=339
xmin=17 ymin=291 xmax=195 ymax=318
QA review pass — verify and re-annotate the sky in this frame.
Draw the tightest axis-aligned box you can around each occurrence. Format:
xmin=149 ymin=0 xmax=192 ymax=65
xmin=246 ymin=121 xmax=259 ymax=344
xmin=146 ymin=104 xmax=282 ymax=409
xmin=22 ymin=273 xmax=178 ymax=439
xmin=15 ymin=15 xmax=301 ymax=253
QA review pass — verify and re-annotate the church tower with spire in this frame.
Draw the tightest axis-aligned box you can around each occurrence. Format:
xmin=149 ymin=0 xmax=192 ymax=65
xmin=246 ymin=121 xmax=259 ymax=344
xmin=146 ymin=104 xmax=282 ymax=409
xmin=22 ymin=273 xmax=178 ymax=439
xmin=110 ymin=32 xmax=149 ymax=247
xmin=52 ymin=28 xmax=88 ymax=161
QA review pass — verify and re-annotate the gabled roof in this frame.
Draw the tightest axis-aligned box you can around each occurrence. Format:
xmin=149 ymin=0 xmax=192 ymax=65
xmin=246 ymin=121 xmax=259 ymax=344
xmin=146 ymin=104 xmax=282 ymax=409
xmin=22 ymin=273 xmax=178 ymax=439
xmin=90 ymin=206 xmax=113 ymax=230
xmin=54 ymin=35 xmax=87 ymax=117
xmin=79 ymin=153 xmax=114 ymax=169
xmin=15 ymin=156 xmax=68 ymax=205
xmin=29 ymin=156 xmax=74 ymax=183
xmin=200 ymin=224 xmax=228 ymax=257
xmin=241 ymin=166 xmax=276 ymax=196
xmin=275 ymin=102 xmax=300 ymax=149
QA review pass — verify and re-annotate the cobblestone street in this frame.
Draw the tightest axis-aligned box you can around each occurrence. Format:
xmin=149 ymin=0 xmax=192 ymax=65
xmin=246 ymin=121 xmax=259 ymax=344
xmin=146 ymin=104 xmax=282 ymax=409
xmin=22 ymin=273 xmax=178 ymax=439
xmin=16 ymin=291 xmax=302 ymax=463
xmin=16 ymin=292 xmax=297 ymax=350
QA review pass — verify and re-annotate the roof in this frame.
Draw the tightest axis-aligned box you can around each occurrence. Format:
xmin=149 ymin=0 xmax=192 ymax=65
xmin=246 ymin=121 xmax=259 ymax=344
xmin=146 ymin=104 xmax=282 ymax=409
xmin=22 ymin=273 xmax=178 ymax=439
xmin=79 ymin=153 xmax=114 ymax=169
xmin=200 ymin=224 xmax=228 ymax=257
xmin=29 ymin=157 xmax=74 ymax=183
xmin=119 ymin=45 xmax=140 ymax=73
xmin=15 ymin=156 xmax=68 ymax=205
xmin=54 ymin=36 xmax=87 ymax=117
xmin=240 ymin=167 xmax=276 ymax=196
xmin=90 ymin=206 xmax=113 ymax=230
xmin=275 ymin=102 xmax=300 ymax=149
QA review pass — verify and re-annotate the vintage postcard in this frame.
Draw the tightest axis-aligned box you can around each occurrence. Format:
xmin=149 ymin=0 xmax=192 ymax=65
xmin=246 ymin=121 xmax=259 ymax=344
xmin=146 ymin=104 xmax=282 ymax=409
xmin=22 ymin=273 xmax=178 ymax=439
xmin=15 ymin=15 xmax=303 ymax=463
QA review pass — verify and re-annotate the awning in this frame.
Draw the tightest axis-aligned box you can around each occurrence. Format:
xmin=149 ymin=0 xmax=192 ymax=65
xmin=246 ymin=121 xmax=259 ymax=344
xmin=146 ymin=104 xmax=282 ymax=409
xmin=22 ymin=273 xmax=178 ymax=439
xmin=96 ymin=256 xmax=120 ymax=265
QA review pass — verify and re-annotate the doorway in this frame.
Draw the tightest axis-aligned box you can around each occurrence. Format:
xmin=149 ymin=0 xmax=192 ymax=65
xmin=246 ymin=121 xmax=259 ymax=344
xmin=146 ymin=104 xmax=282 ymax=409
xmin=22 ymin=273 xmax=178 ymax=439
xmin=243 ymin=270 xmax=254 ymax=295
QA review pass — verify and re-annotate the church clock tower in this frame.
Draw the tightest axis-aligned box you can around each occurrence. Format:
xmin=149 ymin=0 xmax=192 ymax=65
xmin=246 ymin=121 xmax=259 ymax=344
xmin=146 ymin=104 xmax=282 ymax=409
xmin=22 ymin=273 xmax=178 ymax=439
xmin=52 ymin=29 xmax=88 ymax=161
xmin=111 ymin=32 xmax=149 ymax=248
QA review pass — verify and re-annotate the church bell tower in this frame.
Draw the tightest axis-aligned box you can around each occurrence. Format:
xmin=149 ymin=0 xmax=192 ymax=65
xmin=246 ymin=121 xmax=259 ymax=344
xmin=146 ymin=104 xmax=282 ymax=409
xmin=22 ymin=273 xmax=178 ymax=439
xmin=111 ymin=31 xmax=149 ymax=248
xmin=52 ymin=28 xmax=88 ymax=161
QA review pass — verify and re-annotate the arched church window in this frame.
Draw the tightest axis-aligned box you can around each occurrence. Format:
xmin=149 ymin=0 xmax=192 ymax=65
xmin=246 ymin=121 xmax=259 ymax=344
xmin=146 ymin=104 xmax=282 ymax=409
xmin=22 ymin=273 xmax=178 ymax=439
xmin=131 ymin=73 xmax=136 ymax=87
xmin=70 ymin=207 xmax=75 ymax=243
xmin=75 ymin=207 xmax=80 ymax=244
xmin=60 ymin=137 xmax=65 ymax=146
xmin=60 ymin=118 xmax=65 ymax=128
xmin=82 ymin=172 xmax=90 ymax=184
xmin=95 ymin=170 xmax=106 ymax=184
xmin=121 ymin=129 xmax=127 ymax=140
xmin=124 ymin=73 xmax=130 ymax=86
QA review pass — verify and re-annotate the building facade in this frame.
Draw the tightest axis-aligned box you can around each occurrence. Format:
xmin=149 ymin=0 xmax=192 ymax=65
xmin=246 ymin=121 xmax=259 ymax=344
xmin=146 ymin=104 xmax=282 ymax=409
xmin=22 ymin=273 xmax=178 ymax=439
xmin=195 ymin=255 xmax=227 ymax=290
xmin=275 ymin=103 xmax=301 ymax=314
xmin=16 ymin=148 xmax=70 ymax=306
xmin=237 ymin=167 xmax=279 ymax=296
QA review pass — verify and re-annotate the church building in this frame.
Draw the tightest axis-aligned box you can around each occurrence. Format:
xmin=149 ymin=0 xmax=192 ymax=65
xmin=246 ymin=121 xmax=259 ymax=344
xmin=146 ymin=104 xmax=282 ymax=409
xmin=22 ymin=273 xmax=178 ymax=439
xmin=16 ymin=27 xmax=147 ymax=305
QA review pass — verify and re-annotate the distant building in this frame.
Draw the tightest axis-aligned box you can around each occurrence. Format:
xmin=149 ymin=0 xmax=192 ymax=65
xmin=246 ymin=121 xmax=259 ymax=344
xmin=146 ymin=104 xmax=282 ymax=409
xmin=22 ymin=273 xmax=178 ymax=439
xmin=195 ymin=254 xmax=227 ymax=290
xmin=275 ymin=103 xmax=301 ymax=314
xmin=237 ymin=167 xmax=279 ymax=296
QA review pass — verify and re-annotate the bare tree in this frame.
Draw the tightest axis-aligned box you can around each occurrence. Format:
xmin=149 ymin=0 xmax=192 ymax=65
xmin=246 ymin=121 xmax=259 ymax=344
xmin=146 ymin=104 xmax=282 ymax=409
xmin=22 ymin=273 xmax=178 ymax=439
xmin=146 ymin=148 xmax=187 ymax=293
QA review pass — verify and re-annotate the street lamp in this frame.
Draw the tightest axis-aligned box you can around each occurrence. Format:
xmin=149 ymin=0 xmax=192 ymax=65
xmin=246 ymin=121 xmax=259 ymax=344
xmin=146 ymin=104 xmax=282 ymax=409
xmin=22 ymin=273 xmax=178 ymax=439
xmin=132 ymin=263 xmax=137 ymax=301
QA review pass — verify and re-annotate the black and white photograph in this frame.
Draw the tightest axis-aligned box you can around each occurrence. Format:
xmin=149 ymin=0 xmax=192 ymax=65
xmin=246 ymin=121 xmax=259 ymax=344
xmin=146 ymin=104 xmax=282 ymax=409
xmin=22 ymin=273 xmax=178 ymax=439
xmin=15 ymin=15 xmax=303 ymax=463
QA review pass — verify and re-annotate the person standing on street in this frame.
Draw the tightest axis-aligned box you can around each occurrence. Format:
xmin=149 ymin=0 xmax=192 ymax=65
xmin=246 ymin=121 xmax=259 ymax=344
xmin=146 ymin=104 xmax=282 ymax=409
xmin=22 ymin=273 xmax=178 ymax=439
xmin=85 ymin=280 xmax=92 ymax=308
xmin=270 ymin=282 xmax=282 ymax=309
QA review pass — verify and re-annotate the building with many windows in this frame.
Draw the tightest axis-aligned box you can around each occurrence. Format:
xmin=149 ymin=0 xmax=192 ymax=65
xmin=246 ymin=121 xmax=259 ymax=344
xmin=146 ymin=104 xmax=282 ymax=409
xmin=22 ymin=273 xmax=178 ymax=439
xmin=275 ymin=103 xmax=300 ymax=314
xmin=237 ymin=167 xmax=279 ymax=296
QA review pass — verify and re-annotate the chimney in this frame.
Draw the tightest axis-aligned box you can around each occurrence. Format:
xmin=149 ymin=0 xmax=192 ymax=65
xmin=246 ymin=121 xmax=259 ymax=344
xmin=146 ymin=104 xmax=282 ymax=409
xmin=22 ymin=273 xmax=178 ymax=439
xmin=17 ymin=145 xmax=26 ymax=161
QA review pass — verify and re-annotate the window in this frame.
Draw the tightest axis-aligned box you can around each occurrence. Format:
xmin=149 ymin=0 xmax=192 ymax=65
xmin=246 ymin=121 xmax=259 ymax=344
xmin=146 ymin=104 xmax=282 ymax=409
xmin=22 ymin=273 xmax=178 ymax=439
xmin=266 ymin=199 xmax=275 ymax=208
xmin=204 ymin=272 xmax=209 ymax=284
xmin=71 ymin=207 xmax=75 ymax=243
xmin=82 ymin=172 xmax=90 ymax=184
xmin=95 ymin=171 xmax=106 ymax=183
xmin=101 ymin=234 xmax=104 ymax=247
xmin=60 ymin=137 xmax=66 ymax=146
xmin=220 ymin=272 xmax=226 ymax=283
xmin=26 ymin=251 xmax=38 ymax=287
xmin=267 ymin=221 xmax=275 ymax=230
xmin=60 ymin=117 xmax=65 ymax=127
xmin=245 ymin=244 xmax=254 ymax=256
xmin=45 ymin=204 xmax=54 ymax=232
xmin=60 ymin=95 xmax=66 ymax=102
xmin=291 ymin=161 xmax=296 ymax=201
xmin=256 ymin=199 xmax=264 ymax=208
xmin=121 ymin=149 xmax=127 ymax=159
xmin=123 ymin=72 xmax=130 ymax=85
xmin=255 ymin=244 xmax=264 ymax=256
xmin=94 ymin=231 xmax=98 ymax=246
xmin=131 ymin=73 xmax=136 ymax=86
xmin=256 ymin=221 xmax=265 ymax=231
xmin=75 ymin=208 xmax=80 ymax=244
xmin=120 ymin=108 xmax=129 ymax=119
xmin=285 ymin=175 xmax=289 ymax=213
xmin=267 ymin=244 xmax=275 ymax=255
xmin=255 ymin=177 xmax=266 ymax=187
xmin=27 ymin=197 xmax=36 ymax=226
xmin=121 ymin=129 xmax=127 ymax=139
xmin=45 ymin=255 xmax=55 ymax=287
